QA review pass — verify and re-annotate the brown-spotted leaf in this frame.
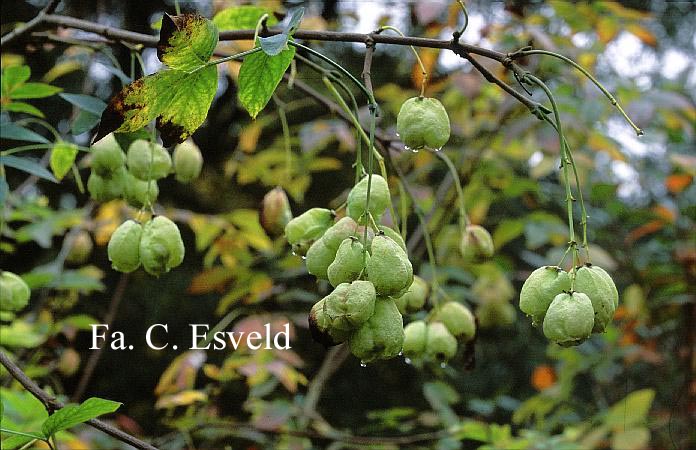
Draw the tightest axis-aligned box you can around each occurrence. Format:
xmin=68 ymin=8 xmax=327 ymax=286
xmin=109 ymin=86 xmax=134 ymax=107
xmin=94 ymin=66 xmax=217 ymax=147
xmin=157 ymin=13 xmax=218 ymax=72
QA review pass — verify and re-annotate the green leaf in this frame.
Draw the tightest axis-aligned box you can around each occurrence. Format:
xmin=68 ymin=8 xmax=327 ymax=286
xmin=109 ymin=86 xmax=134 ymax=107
xmin=2 ymin=101 xmax=45 ymax=117
xmin=157 ymin=14 xmax=218 ymax=72
xmin=213 ymin=5 xmax=278 ymax=30
xmin=41 ymin=397 xmax=121 ymax=438
xmin=259 ymin=8 xmax=304 ymax=56
xmin=50 ymin=141 xmax=79 ymax=180
xmin=1 ymin=66 xmax=30 ymax=97
xmin=59 ymin=93 xmax=107 ymax=115
xmin=238 ymin=44 xmax=295 ymax=119
xmin=0 ymin=177 xmax=7 ymax=205
xmin=0 ymin=122 xmax=50 ymax=143
xmin=493 ymin=219 xmax=525 ymax=249
xmin=71 ymin=110 xmax=101 ymax=135
xmin=1 ymin=155 xmax=57 ymax=182
xmin=95 ymin=66 xmax=218 ymax=147
xmin=10 ymin=83 xmax=62 ymax=99
xmin=605 ymin=389 xmax=654 ymax=428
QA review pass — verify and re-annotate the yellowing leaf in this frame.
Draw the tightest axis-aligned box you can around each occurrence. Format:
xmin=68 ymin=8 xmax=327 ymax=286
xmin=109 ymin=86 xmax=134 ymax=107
xmin=626 ymin=24 xmax=657 ymax=47
xmin=96 ymin=66 xmax=217 ymax=147
xmin=596 ymin=17 xmax=619 ymax=43
xmin=50 ymin=141 xmax=79 ymax=181
xmin=157 ymin=14 xmax=218 ymax=72
xmin=155 ymin=390 xmax=207 ymax=409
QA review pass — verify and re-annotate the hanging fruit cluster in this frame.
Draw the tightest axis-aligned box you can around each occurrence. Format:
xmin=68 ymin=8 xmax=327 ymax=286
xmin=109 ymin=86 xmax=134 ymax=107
xmin=519 ymin=264 xmax=618 ymax=346
xmin=87 ymin=134 xmax=202 ymax=277
xmin=283 ymin=172 xmax=476 ymax=365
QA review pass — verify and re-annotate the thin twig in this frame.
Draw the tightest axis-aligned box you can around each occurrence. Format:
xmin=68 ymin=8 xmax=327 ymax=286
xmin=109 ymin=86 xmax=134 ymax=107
xmin=0 ymin=0 xmax=61 ymax=46
xmin=71 ymin=273 xmax=129 ymax=402
xmin=300 ymin=344 xmax=350 ymax=428
xmin=0 ymin=351 xmax=157 ymax=450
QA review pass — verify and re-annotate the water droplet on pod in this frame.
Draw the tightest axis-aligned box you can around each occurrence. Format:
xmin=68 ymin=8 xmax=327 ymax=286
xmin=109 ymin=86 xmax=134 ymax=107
xmin=360 ymin=361 xmax=367 ymax=368
xmin=404 ymin=357 xmax=412 ymax=365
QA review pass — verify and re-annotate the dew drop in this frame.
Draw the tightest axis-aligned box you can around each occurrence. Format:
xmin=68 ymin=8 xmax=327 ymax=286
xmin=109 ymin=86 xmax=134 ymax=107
xmin=433 ymin=147 xmax=442 ymax=152
xmin=404 ymin=357 xmax=412 ymax=365
xmin=291 ymin=250 xmax=297 ymax=257
xmin=636 ymin=129 xmax=645 ymax=137
xmin=301 ymin=255 xmax=307 ymax=260
xmin=360 ymin=361 xmax=367 ymax=368
xmin=395 ymin=132 xmax=400 ymax=137
xmin=398 ymin=351 xmax=403 ymax=356
xmin=440 ymin=362 xmax=447 ymax=369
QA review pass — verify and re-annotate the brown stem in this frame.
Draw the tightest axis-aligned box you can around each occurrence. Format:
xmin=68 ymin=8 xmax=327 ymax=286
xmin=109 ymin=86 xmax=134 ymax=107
xmin=26 ymin=14 xmax=551 ymax=117
xmin=300 ymin=344 xmax=350 ymax=428
xmin=0 ymin=0 xmax=61 ymax=46
xmin=71 ymin=273 xmax=129 ymax=402
xmin=0 ymin=351 xmax=157 ymax=450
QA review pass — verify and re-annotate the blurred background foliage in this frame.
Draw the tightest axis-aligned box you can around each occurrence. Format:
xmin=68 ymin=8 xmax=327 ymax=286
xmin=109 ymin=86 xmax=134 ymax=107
xmin=1 ymin=0 xmax=694 ymax=449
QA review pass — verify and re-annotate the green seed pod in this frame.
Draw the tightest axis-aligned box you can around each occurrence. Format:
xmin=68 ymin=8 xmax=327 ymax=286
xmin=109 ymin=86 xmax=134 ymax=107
xmin=378 ymin=225 xmax=407 ymax=253
xmin=460 ymin=224 xmax=494 ymax=260
xmin=367 ymin=235 xmax=413 ymax=297
xmin=90 ymin=133 xmax=125 ymax=176
xmin=431 ymin=302 xmax=476 ymax=342
xmin=308 ymin=299 xmax=351 ymax=347
xmin=589 ymin=265 xmax=619 ymax=309
xmin=425 ymin=322 xmax=457 ymax=361
xmin=260 ymin=187 xmax=293 ymax=237
xmin=87 ymin=167 xmax=127 ymax=202
xmin=402 ymin=320 xmax=427 ymax=359
xmin=127 ymin=140 xmax=172 ymax=180
xmin=328 ymin=238 xmax=369 ymax=287
xmin=284 ymin=208 xmax=334 ymax=246
xmin=305 ymin=238 xmax=335 ymax=280
xmin=573 ymin=265 xmax=616 ymax=333
xmin=0 ymin=271 xmax=31 ymax=312
xmin=107 ymin=220 xmax=143 ymax=273
xmin=543 ymin=292 xmax=594 ymax=346
xmin=66 ymin=230 xmax=93 ymax=265
xmin=139 ymin=216 xmax=185 ymax=276
xmin=325 ymin=280 xmax=376 ymax=331
xmin=172 ymin=140 xmax=203 ymax=183
xmin=322 ymin=217 xmax=364 ymax=251
xmin=349 ymin=297 xmax=404 ymax=363
xmin=396 ymin=97 xmax=451 ymax=150
xmin=394 ymin=275 xmax=429 ymax=314
xmin=519 ymin=266 xmax=571 ymax=326
xmin=346 ymin=174 xmax=390 ymax=222
xmin=477 ymin=301 xmax=517 ymax=329
xmin=123 ymin=172 xmax=159 ymax=209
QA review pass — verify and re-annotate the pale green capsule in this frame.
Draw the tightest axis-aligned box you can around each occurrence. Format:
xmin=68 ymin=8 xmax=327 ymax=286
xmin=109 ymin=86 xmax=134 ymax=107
xmin=284 ymin=208 xmax=334 ymax=246
xmin=519 ymin=266 xmax=571 ymax=326
xmin=346 ymin=174 xmax=390 ymax=222
xmin=107 ymin=220 xmax=143 ymax=273
xmin=367 ymin=235 xmax=413 ymax=297
xmin=424 ymin=322 xmax=457 ymax=361
xmin=123 ymin=172 xmax=159 ymax=208
xmin=349 ymin=297 xmax=404 ymax=363
xmin=327 ymin=238 xmax=369 ymax=287
xmin=431 ymin=301 xmax=476 ymax=342
xmin=91 ymin=133 xmax=125 ymax=176
xmin=325 ymin=280 xmax=376 ymax=331
xmin=573 ymin=265 xmax=616 ymax=333
xmin=394 ymin=275 xmax=429 ymax=314
xmin=396 ymin=97 xmax=450 ymax=150
xmin=173 ymin=140 xmax=203 ymax=183
xmin=139 ymin=216 xmax=185 ymax=276
xmin=0 ymin=271 xmax=31 ymax=312
xmin=543 ymin=292 xmax=594 ymax=346
xmin=402 ymin=320 xmax=427 ymax=359
xmin=127 ymin=140 xmax=172 ymax=180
